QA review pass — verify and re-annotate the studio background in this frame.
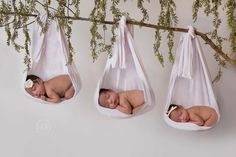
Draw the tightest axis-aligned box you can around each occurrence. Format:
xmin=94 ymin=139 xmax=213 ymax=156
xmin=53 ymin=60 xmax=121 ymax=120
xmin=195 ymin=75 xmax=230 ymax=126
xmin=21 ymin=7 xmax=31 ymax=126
xmin=0 ymin=1 xmax=236 ymax=157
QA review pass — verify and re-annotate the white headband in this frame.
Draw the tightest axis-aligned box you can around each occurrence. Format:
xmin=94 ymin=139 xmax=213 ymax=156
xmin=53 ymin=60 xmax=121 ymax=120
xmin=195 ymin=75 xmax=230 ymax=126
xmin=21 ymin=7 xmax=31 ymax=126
xmin=166 ymin=106 xmax=178 ymax=117
xmin=25 ymin=79 xmax=34 ymax=88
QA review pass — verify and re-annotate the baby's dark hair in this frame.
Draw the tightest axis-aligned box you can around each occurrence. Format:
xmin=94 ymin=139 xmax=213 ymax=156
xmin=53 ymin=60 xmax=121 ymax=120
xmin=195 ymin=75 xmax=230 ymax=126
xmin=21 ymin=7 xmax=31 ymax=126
xmin=99 ymin=88 xmax=111 ymax=95
xmin=98 ymin=88 xmax=111 ymax=106
xmin=26 ymin=75 xmax=41 ymax=82
xmin=166 ymin=104 xmax=180 ymax=117
xmin=167 ymin=104 xmax=178 ymax=112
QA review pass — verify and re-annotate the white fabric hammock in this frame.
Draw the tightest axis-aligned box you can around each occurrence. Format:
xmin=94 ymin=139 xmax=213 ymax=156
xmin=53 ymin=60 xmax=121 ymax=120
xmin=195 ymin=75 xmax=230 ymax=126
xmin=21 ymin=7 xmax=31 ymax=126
xmin=94 ymin=16 xmax=155 ymax=118
xmin=164 ymin=26 xmax=220 ymax=130
xmin=22 ymin=13 xmax=81 ymax=103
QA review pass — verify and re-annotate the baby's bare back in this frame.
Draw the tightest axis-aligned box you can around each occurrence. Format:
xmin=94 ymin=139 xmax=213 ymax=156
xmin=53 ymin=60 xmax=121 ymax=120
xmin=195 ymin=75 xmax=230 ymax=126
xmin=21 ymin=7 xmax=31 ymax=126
xmin=188 ymin=106 xmax=218 ymax=126
xmin=116 ymin=90 xmax=145 ymax=114
xmin=45 ymin=75 xmax=72 ymax=97
xmin=120 ymin=90 xmax=145 ymax=108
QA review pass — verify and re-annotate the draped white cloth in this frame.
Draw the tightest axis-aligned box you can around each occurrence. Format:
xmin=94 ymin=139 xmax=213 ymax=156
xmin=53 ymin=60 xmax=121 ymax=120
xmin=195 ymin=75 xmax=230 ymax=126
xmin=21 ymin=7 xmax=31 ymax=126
xmin=164 ymin=26 xmax=220 ymax=130
xmin=94 ymin=16 xmax=155 ymax=118
xmin=23 ymin=13 xmax=81 ymax=103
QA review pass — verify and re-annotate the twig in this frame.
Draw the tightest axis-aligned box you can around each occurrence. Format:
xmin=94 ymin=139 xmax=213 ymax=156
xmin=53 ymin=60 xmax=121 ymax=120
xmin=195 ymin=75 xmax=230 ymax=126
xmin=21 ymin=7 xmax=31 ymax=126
xmin=64 ymin=0 xmax=77 ymax=17
xmin=0 ymin=20 xmax=14 ymax=27
xmin=15 ymin=20 xmax=35 ymax=29
xmin=35 ymin=0 xmax=57 ymax=12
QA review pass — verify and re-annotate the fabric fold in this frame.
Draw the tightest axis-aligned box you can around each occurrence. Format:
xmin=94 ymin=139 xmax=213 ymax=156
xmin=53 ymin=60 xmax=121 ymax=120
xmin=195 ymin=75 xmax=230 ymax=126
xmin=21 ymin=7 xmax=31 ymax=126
xmin=111 ymin=16 xmax=127 ymax=69
xmin=94 ymin=16 xmax=155 ymax=118
xmin=176 ymin=26 xmax=195 ymax=79
xmin=22 ymin=13 xmax=81 ymax=103
xmin=164 ymin=26 xmax=220 ymax=130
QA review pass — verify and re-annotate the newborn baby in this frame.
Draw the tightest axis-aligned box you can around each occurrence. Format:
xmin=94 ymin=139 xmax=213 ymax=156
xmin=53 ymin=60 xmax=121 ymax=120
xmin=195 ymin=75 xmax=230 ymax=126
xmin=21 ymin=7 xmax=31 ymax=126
xmin=98 ymin=88 xmax=145 ymax=114
xmin=166 ymin=104 xmax=218 ymax=127
xmin=25 ymin=74 xmax=74 ymax=103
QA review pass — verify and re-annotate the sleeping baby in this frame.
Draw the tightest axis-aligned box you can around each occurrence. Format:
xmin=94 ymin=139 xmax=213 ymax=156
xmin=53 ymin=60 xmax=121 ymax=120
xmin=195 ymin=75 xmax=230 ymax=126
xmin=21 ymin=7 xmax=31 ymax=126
xmin=98 ymin=88 xmax=145 ymax=114
xmin=24 ymin=74 xmax=74 ymax=103
xmin=166 ymin=104 xmax=218 ymax=127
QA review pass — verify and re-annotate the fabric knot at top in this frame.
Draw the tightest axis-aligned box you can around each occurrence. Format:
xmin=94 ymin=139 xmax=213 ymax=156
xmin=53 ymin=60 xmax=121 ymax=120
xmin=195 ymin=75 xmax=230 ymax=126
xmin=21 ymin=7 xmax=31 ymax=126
xmin=111 ymin=16 xmax=129 ymax=69
xmin=188 ymin=26 xmax=196 ymax=38
xmin=176 ymin=26 xmax=197 ymax=79
xmin=119 ymin=16 xmax=127 ymax=29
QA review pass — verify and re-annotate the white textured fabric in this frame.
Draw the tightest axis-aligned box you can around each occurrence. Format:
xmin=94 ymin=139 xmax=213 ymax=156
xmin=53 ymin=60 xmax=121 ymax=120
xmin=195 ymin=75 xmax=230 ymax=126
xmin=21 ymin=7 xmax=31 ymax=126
xmin=94 ymin=16 xmax=155 ymax=118
xmin=164 ymin=26 xmax=220 ymax=130
xmin=22 ymin=13 xmax=81 ymax=103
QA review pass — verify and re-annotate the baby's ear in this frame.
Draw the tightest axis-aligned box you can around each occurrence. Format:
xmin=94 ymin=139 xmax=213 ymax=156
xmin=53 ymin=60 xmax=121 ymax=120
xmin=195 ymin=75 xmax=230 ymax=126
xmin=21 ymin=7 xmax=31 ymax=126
xmin=178 ymin=105 xmax=184 ymax=109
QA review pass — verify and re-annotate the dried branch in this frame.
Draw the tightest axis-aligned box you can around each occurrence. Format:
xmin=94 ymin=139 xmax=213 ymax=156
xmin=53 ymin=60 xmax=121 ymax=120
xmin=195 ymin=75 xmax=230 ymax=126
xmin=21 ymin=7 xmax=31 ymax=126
xmin=0 ymin=11 xmax=234 ymax=65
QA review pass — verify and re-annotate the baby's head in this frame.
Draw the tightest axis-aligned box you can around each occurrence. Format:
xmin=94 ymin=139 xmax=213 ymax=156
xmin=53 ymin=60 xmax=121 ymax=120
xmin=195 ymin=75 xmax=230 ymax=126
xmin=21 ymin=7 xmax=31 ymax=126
xmin=167 ymin=104 xmax=190 ymax=122
xmin=25 ymin=75 xmax=46 ymax=98
xmin=98 ymin=88 xmax=119 ymax=109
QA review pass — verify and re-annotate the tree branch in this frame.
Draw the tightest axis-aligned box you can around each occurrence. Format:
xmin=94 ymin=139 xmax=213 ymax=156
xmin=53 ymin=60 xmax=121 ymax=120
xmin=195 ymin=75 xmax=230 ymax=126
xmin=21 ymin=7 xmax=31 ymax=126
xmin=0 ymin=20 xmax=14 ymax=27
xmin=0 ymin=11 xmax=235 ymax=65
xmin=15 ymin=20 xmax=35 ymax=29
xmin=35 ymin=0 xmax=57 ymax=12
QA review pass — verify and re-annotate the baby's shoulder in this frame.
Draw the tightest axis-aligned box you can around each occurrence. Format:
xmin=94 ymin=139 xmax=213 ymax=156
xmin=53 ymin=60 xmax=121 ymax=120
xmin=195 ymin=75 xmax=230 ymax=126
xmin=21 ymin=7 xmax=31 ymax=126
xmin=48 ymin=75 xmax=70 ymax=83
xmin=52 ymin=74 xmax=70 ymax=80
xmin=198 ymin=106 xmax=215 ymax=112
xmin=123 ymin=90 xmax=143 ymax=97
xmin=189 ymin=106 xmax=216 ymax=115
xmin=119 ymin=93 xmax=128 ymax=101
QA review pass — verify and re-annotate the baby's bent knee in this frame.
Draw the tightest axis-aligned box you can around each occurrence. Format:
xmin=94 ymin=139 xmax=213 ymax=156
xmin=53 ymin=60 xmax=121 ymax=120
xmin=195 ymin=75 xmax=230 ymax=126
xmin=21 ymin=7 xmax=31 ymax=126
xmin=64 ymin=88 xmax=75 ymax=99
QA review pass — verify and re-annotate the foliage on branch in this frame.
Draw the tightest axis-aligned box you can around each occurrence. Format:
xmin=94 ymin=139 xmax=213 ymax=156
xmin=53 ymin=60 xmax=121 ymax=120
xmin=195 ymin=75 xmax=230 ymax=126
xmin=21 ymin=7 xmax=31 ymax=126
xmin=154 ymin=0 xmax=178 ymax=66
xmin=192 ymin=0 xmax=235 ymax=81
xmin=225 ymin=0 xmax=236 ymax=55
xmin=0 ymin=0 xmax=235 ymax=79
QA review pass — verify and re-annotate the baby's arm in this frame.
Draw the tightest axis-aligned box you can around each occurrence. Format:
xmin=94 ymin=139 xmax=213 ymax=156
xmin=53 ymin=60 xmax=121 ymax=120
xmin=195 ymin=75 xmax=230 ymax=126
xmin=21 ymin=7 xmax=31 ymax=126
xmin=116 ymin=95 xmax=133 ymax=114
xmin=116 ymin=105 xmax=132 ymax=114
xmin=190 ymin=114 xmax=204 ymax=126
xmin=125 ymin=90 xmax=144 ymax=114
xmin=44 ymin=90 xmax=61 ymax=103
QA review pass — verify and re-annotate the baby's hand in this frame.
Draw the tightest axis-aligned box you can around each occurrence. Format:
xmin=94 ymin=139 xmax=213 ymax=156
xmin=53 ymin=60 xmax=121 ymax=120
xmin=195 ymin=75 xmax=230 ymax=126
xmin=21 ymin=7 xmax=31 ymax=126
xmin=40 ymin=95 xmax=46 ymax=101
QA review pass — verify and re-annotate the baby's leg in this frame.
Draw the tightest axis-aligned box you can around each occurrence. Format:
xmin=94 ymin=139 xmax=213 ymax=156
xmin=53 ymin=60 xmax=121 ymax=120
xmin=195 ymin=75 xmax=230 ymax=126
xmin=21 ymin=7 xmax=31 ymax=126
xmin=64 ymin=85 xmax=75 ymax=99
xmin=132 ymin=105 xmax=144 ymax=114
xmin=204 ymin=113 xmax=218 ymax=127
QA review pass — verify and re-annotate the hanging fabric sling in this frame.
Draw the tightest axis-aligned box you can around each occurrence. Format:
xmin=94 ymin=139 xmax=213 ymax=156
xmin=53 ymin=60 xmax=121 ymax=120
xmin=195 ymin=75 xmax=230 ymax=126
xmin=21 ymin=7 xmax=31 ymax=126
xmin=22 ymin=13 xmax=81 ymax=103
xmin=94 ymin=16 xmax=155 ymax=118
xmin=164 ymin=26 xmax=220 ymax=130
